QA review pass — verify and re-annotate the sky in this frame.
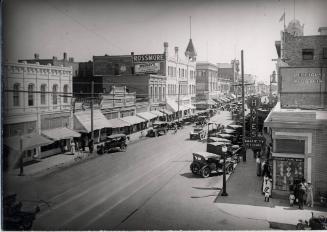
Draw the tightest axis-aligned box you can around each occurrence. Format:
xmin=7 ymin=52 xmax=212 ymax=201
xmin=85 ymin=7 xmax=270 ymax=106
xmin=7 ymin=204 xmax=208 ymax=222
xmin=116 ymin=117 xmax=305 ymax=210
xmin=3 ymin=0 xmax=327 ymax=84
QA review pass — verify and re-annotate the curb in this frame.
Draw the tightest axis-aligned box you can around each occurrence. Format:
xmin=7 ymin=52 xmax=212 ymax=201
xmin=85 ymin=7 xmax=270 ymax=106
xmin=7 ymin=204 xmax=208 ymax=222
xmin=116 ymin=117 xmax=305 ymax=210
xmin=269 ymin=221 xmax=296 ymax=230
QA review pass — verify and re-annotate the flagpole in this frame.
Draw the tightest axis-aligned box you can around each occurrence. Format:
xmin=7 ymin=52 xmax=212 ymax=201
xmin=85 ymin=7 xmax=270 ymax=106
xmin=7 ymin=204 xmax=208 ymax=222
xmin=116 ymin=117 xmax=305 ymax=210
xmin=283 ymin=8 xmax=286 ymax=31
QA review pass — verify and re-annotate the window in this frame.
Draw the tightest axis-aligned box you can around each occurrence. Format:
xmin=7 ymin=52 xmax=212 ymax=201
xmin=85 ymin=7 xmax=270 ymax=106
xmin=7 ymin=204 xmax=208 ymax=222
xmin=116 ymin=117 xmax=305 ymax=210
xmin=40 ymin=84 xmax=46 ymax=105
xmin=114 ymin=64 xmax=120 ymax=75
xmin=150 ymin=86 xmax=153 ymax=99
xmin=275 ymin=139 xmax=305 ymax=154
xmin=53 ymin=84 xmax=58 ymax=105
xmin=163 ymin=86 xmax=165 ymax=100
xmin=28 ymin=84 xmax=34 ymax=106
xmin=302 ymin=49 xmax=314 ymax=60
xmin=13 ymin=83 xmax=20 ymax=106
xmin=63 ymin=85 xmax=69 ymax=103
xmin=323 ymin=48 xmax=327 ymax=59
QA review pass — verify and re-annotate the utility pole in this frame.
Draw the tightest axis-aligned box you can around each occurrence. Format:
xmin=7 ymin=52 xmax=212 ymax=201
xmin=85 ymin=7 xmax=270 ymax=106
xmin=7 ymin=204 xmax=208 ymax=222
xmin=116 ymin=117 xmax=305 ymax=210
xmin=177 ymin=83 xmax=180 ymax=123
xmin=91 ymin=80 xmax=94 ymax=142
xmin=241 ymin=50 xmax=246 ymax=162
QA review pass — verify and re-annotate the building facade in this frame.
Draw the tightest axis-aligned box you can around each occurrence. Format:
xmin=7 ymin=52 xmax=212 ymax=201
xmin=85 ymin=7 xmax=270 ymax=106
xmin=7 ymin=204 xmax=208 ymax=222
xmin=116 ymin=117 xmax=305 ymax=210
xmin=265 ymin=21 xmax=327 ymax=199
xmin=3 ymin=62 xmax=75 ymax=160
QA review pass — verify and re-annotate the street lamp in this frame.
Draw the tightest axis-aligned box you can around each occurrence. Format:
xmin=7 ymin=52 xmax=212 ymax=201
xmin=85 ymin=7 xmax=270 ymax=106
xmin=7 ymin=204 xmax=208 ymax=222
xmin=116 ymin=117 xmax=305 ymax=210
xmin=221 ymin=145 xmax=228 ymax=196
xmin=269 ymin=71 xmax=277 ymax=108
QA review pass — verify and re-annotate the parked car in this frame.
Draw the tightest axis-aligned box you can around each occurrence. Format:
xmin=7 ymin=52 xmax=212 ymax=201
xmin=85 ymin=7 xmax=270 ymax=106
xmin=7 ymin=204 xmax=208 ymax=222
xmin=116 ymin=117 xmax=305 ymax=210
xmin=190 ymin=127 xmax=206 ymax=140
xmin=96 ymin=134 xmax=127 ymax=154
xmin=147 ymin=122 xmax=168 ymax=137
xmin=190 ymin=152 xmax=233 ymax=178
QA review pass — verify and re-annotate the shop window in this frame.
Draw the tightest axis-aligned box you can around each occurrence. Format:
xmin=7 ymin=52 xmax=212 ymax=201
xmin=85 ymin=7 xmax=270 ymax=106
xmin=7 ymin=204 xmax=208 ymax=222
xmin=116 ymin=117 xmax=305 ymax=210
xmin=28 ymin=84 xmax=34 ymax=106
xmin=275 ymin=158 xmax=304 ymax=191
xmin=13 ymin=83 xmax=20 ymax=106
xmin=302 ymin=49 xmax=314 ymax=60
xmin=63 ymin=85 xmax=69 ymax=103
xmin=275 ymin=139 xmax=305 ymax=154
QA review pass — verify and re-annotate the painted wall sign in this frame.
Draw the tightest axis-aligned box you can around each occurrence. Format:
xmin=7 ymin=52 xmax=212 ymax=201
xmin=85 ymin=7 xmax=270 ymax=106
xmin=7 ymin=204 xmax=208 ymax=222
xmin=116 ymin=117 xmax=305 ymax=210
xmin=274 ymin=157 xmax=304 ymax=162
xmin=133 ymin=54 xmax=165 ymax=63
xmin=280 ymin=67 xmax=326 ymax=93
xmin=135 ymin=62 xmax=160 ymax=74
xmin=244 ymin=136 xmax=265 ymax=149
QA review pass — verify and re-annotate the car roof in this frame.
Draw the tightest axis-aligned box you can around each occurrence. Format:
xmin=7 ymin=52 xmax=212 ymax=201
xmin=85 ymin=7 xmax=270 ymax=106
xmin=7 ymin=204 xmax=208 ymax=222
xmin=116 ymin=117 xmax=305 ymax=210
xmin=218 ymin=133 xmax=233 ymax=137
xmin=228 ymin=124 xmax=242 ymax=129
xmin=207 ymin=142 xmax=229 ymax=147
xmin=107 ymin=134 xmax=126 ymax=139
xmin=193 ymin=151 xmax=221 ymax=159
xmin=222 ymin=129 xmax=236 ymax=133
xmin=208 ymin=137 xmax=231 ymax=143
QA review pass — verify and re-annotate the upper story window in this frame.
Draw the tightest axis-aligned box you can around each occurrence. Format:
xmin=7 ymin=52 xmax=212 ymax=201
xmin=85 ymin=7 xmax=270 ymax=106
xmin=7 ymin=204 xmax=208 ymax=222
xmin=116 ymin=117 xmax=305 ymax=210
xmin=53 ymin=84 xmax=58 ymax=105
xmin=114 ymin=64 xmax=120 ymax=75
xmin=28 ymin=84 xmax=34 ymax=106
xmin=275 ymin=139 xmax=305 ymax=154
xmin=63 ymin=84 xmax=69 ymax=103
xmin=302 ymin=49 xmax=314 ymax=60
xmin=13 ymin=83 xmax=20 ymax=106
xmin=323 ymin=48 xmax=327 ymax=59
xmin=40 ymin=84 xmax=46 ymax=105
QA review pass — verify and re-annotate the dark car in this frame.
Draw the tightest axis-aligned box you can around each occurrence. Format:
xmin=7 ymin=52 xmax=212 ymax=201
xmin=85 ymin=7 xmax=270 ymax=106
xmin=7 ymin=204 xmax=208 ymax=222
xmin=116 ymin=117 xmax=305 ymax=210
xmin=148 ymin=122 xmax=168 ymax=137
xmin=97 ymin=134 xmax=127 ymax=154
xmin=190 ymin=152 xmax=234 ymax=178
xmin=3 ymin=194 xmax=40 ymax=230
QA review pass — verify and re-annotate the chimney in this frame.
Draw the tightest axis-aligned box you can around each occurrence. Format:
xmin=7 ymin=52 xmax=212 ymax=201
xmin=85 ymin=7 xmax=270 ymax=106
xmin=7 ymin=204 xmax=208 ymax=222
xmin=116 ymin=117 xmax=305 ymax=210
xmin=174 ymin=46 xmax=179 ymax=58
xmin=318 ymin=27 xmax=327 ymax=35
xmin=69 ymin=57 xmax=74 ymax=62
xmin=164 ymin=42 xmax=168 ymax=57
xmin=34 ymin=53 xmax=40 ymax=59
xmin=63 ymin=52 xmax=67 ymax=61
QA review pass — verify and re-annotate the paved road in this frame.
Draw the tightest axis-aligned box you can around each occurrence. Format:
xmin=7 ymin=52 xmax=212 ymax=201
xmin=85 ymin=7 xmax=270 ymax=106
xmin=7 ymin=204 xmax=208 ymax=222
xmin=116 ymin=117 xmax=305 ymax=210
xmin=4 ymin=111 xmax=269 ymax=230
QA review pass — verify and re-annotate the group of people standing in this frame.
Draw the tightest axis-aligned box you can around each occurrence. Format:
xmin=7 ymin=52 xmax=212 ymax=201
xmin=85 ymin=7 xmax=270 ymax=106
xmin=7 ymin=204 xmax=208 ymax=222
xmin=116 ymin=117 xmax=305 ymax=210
xmin=69 ymin=136 xmax=94 ymax=154
xmin=255 ymin=150 xmax=273 ymax=202
xmin=289 ymin=179 xmax=314 ymax=209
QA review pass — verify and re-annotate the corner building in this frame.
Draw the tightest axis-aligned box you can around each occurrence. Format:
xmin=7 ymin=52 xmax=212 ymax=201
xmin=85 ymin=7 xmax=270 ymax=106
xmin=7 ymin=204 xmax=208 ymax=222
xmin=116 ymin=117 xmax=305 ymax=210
xmin=265 ymin=21 xmax=327 ymax=199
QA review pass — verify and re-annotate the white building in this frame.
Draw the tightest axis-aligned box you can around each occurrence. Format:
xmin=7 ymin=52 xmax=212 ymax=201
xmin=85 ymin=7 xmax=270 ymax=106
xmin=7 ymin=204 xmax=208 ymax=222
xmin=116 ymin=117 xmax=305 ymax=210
xmin=3 ymin=62 xmax=78 ymax=161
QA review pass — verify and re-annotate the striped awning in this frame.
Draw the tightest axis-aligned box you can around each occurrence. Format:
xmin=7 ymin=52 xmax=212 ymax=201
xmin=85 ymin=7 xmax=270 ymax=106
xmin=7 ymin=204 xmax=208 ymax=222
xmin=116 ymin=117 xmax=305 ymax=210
xmin=107 ymin=118 xmax=130 ymax=128
xmin=42 ymin=127 xmax=81 ymax=141
xmin=160 ymin=109 xmax=173 ymax=115
xmin=151 ymin=110 xmax=165 ymax=117
xmin=74 ymin=110 xmax=111 ymax=133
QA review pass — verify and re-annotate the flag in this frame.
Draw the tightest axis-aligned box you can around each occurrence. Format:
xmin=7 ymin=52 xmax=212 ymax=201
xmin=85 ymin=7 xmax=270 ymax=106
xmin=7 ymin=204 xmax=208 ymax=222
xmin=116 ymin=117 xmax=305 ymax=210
xmin=279 ymin=12 xmax=285 ymax=22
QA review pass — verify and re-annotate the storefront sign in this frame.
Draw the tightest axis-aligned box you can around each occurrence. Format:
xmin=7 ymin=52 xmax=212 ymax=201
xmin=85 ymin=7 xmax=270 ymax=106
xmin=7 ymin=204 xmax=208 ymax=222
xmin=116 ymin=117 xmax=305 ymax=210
xmin=133 ymin=54 xmax=165 ymax=63
xmin=244 ymin=136 xmax=265 ymax=149
xmin=274 ymin=157 xmax=304 ymax=162
xmin=135 ymin=62 xmax=160 ymax=74
xmin=246 ymin=96 xmax=261 ymax=109
xmin=280 ymin=67 xmax=326 ymax=93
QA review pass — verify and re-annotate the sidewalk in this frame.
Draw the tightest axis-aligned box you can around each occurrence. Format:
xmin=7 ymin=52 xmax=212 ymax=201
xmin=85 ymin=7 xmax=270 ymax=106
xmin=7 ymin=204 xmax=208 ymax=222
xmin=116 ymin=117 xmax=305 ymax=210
xmin=214 ymin=151 xmax=327 ymax=230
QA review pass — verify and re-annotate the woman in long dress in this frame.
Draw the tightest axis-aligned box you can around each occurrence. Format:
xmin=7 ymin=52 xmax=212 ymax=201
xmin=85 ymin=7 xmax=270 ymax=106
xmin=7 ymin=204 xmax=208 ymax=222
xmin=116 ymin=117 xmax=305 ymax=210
xmin=306 ymin=182 xmax=314 ymax=207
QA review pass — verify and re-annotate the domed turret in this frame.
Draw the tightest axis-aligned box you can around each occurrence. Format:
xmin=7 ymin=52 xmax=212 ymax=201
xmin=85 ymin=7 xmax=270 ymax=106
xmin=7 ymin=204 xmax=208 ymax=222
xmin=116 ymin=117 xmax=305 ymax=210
xmin=286 ymin=19 xmax=304 ymax=36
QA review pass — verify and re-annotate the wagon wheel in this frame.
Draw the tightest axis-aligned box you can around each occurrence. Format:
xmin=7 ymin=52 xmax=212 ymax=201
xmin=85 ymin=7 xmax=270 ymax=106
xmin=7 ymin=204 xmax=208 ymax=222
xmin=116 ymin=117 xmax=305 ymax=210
xmin=201 ymin=167 xmax=210 ymax=178
xmin=120 ymin=144 xmax=127 ymax=151
xmin=191 ymin=164 xmax=199 ymax=175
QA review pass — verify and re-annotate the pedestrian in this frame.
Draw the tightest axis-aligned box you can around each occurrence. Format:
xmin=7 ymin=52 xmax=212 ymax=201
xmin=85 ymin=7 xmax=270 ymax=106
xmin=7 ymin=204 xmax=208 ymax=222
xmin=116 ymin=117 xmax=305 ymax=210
xmin=306 ymin=182 xmax=314 ymax=207
xmin=70 ymin=139 xmax=75 ymax=154
xmin=264 ymin=177 xmax=272 ymax=202
xmin=262 ymin=174 xmax=269 ymax=194
xmin=81 ymin=137 xmax=85 ymax=151
xmin=298 ymin=179 xmax=306 ymax=210
xmin=256 ymin=156 xmax=261 ymax=176
xmin=262 ymin=160 xmax=269 ymax=177
xmin=88 ymin=139 xmax=94 ymax=154
xmin=174 ymin=124 xmax=178 ymax=134
xmin=289 ymin=192 xmax=295 ymax=207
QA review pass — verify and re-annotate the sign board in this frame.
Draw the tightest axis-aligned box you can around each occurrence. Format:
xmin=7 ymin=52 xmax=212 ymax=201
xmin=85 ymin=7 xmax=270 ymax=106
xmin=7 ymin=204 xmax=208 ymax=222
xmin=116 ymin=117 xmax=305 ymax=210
xmin=280 ymin=67 xmax=326 ymax=93
xmin=135 ymin=62 xmax=160 ymax=74
xmin=133 ymin=54 xmax=165 ymax=63
xmin=246 ymin=96 xmax=261 ymax=109
xmin=273 ymin=157 xmax=304 ymax=162
xmin=244 ymin=137 xmax=265 ymax=149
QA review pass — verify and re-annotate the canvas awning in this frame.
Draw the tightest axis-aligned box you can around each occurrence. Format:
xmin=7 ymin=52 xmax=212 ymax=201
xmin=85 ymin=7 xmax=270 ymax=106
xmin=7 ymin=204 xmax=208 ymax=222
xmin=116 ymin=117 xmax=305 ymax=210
xmin=74 ymin=110 xmax=111 ymax=133
xmin=160 ymin=109 xmax=173 ymax=115
xmin=137 ymin=112 xmax=158 ymax=121
xmin=42 ymin=127 xmax=81 ymax=141
xmin=151 ymin=110 xmax=165 ymax=117
xmin=4 ymin=134 xmax=53 ymax=151
xmin=121 ymin=115 xmax=146 ymax=125
xmin=230 ymin=94 xmax=236 ymax=99
xmin=107 ymin=118 xmax=130 ymax=128
xmin=207 ymin=99 xmax=217 ymax=105
xmin=166 ymin=100 xmax=179 ymax=112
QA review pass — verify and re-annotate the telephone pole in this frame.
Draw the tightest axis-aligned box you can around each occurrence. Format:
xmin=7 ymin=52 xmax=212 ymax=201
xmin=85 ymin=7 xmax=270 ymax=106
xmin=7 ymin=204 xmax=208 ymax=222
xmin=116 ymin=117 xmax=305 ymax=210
xmin=91 ymin=80 xmax=94 ymax=141
xmin=241 ymin=50 xmax=246 ymax=162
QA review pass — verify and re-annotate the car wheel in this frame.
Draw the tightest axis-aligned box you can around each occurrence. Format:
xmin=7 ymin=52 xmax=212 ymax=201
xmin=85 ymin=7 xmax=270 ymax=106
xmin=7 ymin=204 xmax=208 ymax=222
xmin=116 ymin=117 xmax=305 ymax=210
xmin=201 ymin=167 xmax=210 ymax=178
xmin=190 ymin=164 xmax=199 ymax=174
xmin=120 ymin=144 xmax=127 ymax=151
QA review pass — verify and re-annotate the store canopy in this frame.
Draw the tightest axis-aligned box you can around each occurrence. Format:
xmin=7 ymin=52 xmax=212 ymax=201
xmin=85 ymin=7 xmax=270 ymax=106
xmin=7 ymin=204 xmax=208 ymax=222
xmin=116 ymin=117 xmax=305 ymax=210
xmin=137 ymin=112 xmax=158 ymax=121
xmin=207 ymin=99 xmax=217 ymax=105
xmin=74 ymin=110 xmax=111 ymax=133
xmin=166 ymin=100 xmax=179 ymax=112
xmin=107 ymin=118 xmax=130 ymax=128
xmin=160 ymin=109 xmax=173 ymax=115
xmin=4 ymin=134 xmax=53 ymax=151
xmin=121 ymin=115 xmax=146 ymax=125
xmin=230 ymin=94 xmax=236 ymax=99
xmin=42 ymin=127 xmax=81 ymax=141
xmin=151 ymin=110 xmax=165 ymax=117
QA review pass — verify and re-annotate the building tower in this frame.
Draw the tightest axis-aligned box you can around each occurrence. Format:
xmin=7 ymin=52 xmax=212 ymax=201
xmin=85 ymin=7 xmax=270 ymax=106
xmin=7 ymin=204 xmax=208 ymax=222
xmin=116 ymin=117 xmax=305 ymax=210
xmin=185 ymin=16 xmax=197 ymax=61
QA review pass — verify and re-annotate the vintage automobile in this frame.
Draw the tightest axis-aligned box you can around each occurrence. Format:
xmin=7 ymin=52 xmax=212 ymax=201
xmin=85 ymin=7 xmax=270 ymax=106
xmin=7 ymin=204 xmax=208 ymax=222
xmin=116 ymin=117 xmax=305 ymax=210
xmin=96 ymin=134 xmax=127 ymax=154
xmin=195 ymin=116 xmax=208 ymax=127
xmin=3 ymin=194 xmax=40 ymax=230
xmin=207 ymin=137 xmax=231 ymax=144
xmin=190 ymin=127 xmax=206 ymax=140
xmin=190 ymin=152 xmax=234 ymax=178
xmin=147 ymin=122 xmax=168 ymax=137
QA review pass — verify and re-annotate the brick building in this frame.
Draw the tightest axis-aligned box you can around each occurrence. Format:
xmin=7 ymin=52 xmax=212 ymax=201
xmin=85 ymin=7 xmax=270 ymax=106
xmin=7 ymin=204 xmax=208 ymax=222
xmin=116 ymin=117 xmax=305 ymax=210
xmin=265 ymin=20 xmax=327 ymax=199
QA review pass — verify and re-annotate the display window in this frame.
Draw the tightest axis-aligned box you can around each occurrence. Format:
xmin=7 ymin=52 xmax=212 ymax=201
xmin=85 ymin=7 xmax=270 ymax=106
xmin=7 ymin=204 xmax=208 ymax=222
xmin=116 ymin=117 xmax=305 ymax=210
xmin=275 ymin=158 xmax=304 ymax=191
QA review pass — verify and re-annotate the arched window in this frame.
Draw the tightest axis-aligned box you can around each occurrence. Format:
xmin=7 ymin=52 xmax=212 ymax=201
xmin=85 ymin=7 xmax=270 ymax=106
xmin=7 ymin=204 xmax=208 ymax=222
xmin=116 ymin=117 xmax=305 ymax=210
xmin=63 ymin=84 xmax=69 ymax=103
xmin=40 ymin=84 xmax=46 ymax=105
xmin=28 ymin=84 xmax=34 ymax=106
xmin=53 ymin=84 xmax=58 ymax=105
xmin=13 ymin=83 xmax=20 ymax=106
